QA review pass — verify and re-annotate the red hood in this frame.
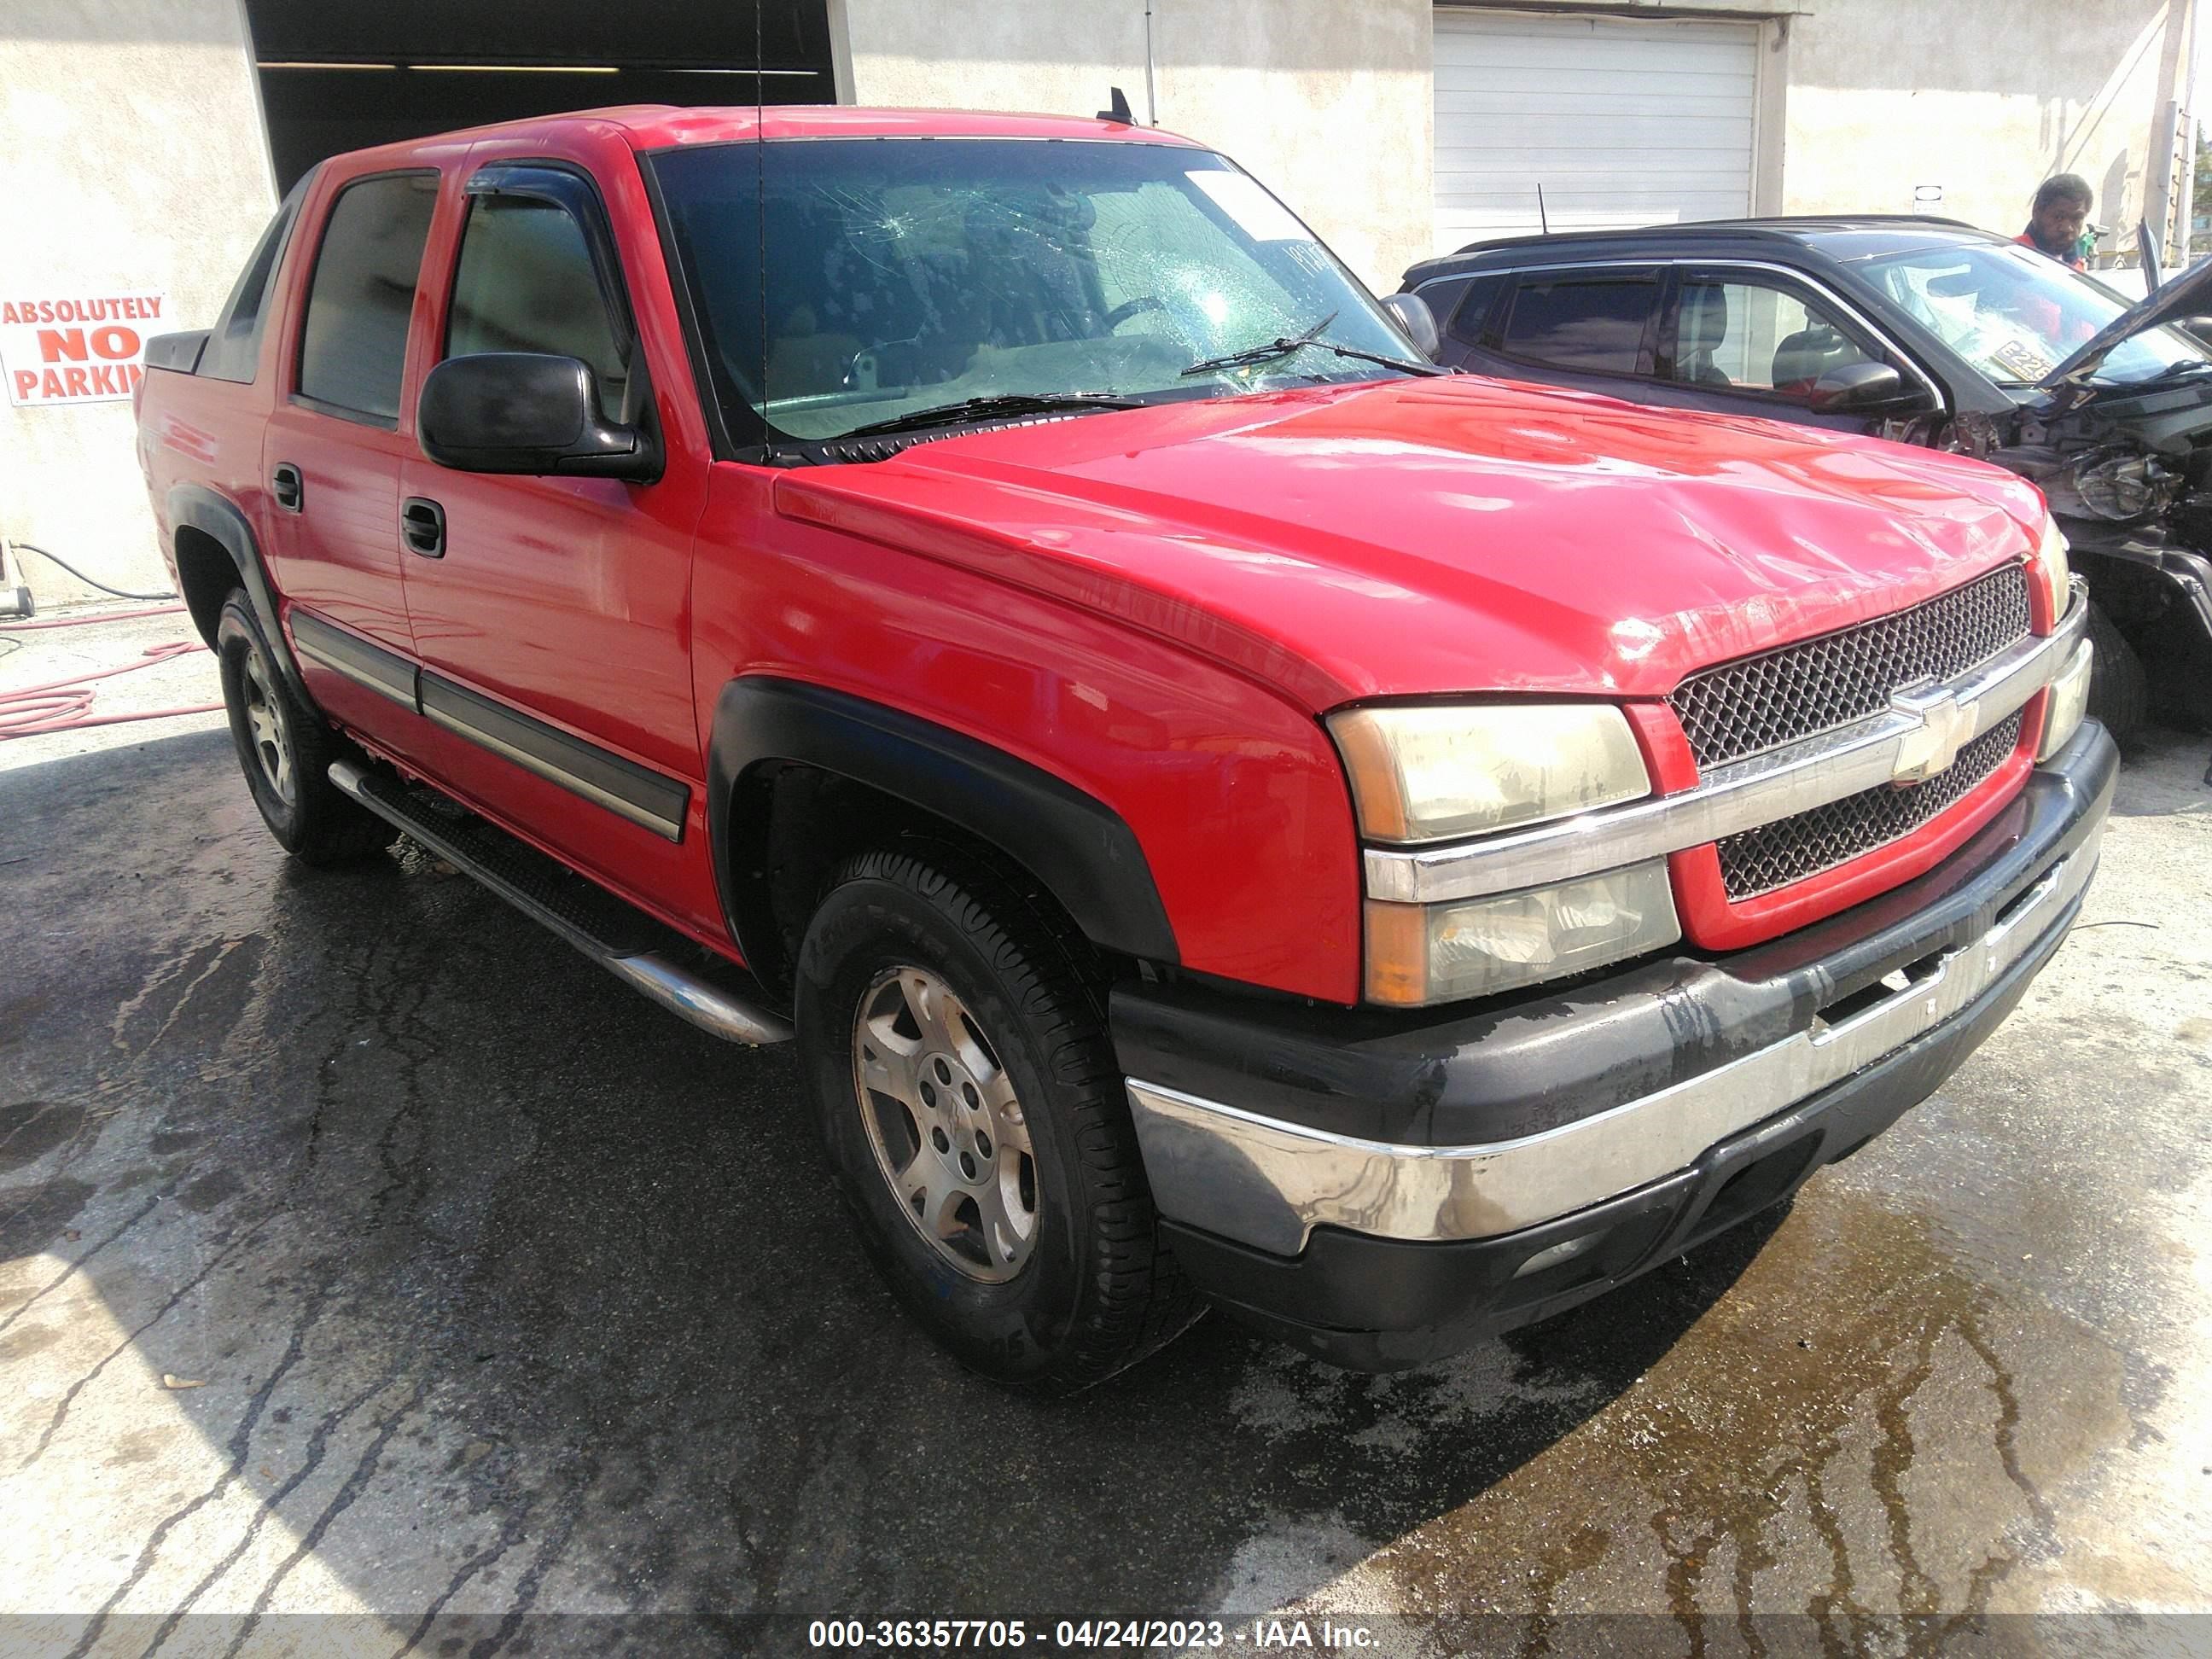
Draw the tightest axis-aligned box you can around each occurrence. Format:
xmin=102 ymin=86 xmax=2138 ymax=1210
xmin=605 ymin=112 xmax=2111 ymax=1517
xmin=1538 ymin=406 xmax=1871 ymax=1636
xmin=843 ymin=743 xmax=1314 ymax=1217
xmin=772 ymin=376 xmax=2047 ymax=712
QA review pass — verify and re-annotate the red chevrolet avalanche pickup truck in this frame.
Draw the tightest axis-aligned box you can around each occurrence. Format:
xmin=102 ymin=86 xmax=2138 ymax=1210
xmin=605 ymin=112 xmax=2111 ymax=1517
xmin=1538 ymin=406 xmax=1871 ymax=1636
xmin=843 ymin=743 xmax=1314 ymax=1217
xmin=136 ymin=106 xmax=2112 ymax=1388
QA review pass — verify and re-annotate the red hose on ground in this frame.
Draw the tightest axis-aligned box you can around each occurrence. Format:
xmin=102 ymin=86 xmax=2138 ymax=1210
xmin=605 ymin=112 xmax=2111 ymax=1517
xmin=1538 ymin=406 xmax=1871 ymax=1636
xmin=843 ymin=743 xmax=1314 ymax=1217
xmin=0 ymin=627 xmax=222 ymax=739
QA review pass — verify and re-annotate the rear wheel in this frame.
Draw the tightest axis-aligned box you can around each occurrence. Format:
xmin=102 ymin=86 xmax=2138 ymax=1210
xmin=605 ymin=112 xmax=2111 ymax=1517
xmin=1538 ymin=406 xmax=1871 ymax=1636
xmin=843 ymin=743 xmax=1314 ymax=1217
xmin=795 ymin=845 xmax=1202 ymax=1392
xmin=216 ymin=592 xmax=394 ymax=864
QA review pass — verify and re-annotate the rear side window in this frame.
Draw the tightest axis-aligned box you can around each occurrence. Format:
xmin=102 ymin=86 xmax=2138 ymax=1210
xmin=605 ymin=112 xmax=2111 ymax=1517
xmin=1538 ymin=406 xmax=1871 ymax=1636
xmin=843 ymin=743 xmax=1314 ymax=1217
xmin=200 ymin=190 xmax=304 ymax=384
xmin=297 ymin=172 xmax=438 ymax=422
xmin=1442 ymin=273 xmax=1505 ymax=347
xmin=446 ymin=195 xmax=628 ymax=422
xmin=1497 ymin=274 xmax=1659 ymax=375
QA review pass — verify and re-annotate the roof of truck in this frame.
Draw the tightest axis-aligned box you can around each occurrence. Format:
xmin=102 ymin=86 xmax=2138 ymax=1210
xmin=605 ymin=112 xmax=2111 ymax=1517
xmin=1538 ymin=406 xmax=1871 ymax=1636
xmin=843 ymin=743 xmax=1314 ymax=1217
xmin=342 ymin=104 xmax=1208 ymax=162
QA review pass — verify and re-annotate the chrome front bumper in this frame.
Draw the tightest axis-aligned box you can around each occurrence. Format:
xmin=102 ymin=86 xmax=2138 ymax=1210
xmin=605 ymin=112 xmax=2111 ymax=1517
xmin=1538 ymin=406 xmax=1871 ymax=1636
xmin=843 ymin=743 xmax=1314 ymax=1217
xmin=1126 ymin=812 xmax=2103 ymax=1258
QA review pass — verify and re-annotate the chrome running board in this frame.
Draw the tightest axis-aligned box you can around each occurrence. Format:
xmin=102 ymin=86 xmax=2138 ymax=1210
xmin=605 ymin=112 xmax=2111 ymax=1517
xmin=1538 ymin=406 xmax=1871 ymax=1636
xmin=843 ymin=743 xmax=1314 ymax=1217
xmin=328 ymin=760 xmax=793 ymax=1046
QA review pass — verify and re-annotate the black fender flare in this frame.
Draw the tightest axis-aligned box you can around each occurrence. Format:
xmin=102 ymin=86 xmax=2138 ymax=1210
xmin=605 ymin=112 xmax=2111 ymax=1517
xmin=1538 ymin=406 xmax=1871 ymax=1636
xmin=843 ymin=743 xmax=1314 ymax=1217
xmin=707 ymin=677 xmax=1179 ymax=981
xmin=166 ymin=484 xmax=312 ymax=706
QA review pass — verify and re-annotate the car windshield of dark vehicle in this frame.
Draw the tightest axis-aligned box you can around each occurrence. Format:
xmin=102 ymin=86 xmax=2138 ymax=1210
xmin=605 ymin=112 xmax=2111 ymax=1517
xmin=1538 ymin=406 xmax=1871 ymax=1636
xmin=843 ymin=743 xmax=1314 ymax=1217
xmin=649 ymin=137 xmax=1423 ymax=443
xmin=1858 ymin=241 xmax=2212 ymax=388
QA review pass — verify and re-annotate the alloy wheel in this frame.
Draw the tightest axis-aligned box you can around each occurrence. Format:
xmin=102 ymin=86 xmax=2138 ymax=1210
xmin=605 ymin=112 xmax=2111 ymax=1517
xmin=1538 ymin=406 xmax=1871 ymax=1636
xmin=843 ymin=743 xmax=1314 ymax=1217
xmin=240 ymin=645 xmax=294 ymax=805
xmin=851 ymin=965 xmax=1039 ymax=1282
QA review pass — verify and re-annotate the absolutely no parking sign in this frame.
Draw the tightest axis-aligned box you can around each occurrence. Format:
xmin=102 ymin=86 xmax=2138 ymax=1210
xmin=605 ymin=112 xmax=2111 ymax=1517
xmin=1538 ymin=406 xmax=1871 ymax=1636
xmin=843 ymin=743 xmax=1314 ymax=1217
xmin=1 ymin=290 xmax=167 ymax=406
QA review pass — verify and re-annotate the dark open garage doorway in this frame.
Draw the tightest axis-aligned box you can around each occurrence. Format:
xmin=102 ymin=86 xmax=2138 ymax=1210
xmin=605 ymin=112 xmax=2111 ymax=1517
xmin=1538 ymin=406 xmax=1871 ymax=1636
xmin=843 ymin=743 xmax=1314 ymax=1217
xmin=242 ymin=0 xmax=835 ymax=190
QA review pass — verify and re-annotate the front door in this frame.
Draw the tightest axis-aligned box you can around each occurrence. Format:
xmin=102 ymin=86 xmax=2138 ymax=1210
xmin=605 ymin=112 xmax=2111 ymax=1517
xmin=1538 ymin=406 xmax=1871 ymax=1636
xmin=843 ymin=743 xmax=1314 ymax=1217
xmin=395 ymin=157 xmax=708 ymax=915
xmin=1643 ymin=266 xmax=1927 ymax=435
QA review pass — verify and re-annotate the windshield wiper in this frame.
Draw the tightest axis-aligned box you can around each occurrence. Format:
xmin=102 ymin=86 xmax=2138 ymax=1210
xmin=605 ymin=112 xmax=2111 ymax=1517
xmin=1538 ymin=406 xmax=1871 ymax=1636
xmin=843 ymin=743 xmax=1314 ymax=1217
xmin=1181 ymin=311 xmax=1447 ymax=380
xmin=840 ymin=392 xmax=1147 ymax=439
xmin=2128 ymin=358 xmax=2212 ymax=387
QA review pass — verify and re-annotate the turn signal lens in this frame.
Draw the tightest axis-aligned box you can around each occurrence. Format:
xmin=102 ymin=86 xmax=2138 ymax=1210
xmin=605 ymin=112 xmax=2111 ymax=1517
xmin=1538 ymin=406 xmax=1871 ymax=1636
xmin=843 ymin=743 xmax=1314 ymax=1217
xmin=2034 ymin=518 xmax=2073 ymax=625
xmin=2038 ymin=637 xmax=2094 ymax=760
xmin=1330 ymin=703 xmax=1651 ymax=845
xmin=1364 ymin=859 xmax=1681 ymax=1006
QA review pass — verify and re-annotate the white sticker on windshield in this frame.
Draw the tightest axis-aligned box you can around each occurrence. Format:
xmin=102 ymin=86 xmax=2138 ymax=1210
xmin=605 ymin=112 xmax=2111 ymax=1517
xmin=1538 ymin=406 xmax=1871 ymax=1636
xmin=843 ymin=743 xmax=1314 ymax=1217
xmin=1188 ymin=171 xmax=1312 ymax=243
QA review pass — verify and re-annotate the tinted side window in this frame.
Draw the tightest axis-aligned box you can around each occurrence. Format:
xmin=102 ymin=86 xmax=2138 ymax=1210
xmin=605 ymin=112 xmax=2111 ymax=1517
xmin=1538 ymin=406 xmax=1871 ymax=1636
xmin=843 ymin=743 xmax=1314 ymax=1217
xmin=446 ymin=195 xmax=628 ymax=422
xmin=1442 ymin=273 xmax=1505 ymax=347
xmin=297 ymin=172 xmax=438 ymax=422
xmin=201 ymin=195 xmax=302 ymax=384
xmin=1405 ymin=276 xmax=1472 ymax=329
xmin=1497 ymin=275 xmax=1657 ymax=375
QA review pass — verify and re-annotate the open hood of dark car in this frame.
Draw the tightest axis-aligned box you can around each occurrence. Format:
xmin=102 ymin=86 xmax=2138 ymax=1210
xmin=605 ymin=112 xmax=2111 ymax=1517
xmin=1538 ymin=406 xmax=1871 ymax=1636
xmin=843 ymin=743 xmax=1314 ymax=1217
xmin=2043 ymin=254 xmax=2212 ymax=388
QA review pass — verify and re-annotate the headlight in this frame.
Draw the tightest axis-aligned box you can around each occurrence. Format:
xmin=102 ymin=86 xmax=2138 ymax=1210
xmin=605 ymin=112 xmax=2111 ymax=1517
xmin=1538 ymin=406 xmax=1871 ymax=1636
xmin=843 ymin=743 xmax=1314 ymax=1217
xmin=1365 ymin=861 xmax=1681 ymax=1005
xmin=1328 ymin=702 xmax=1652 ymax=844
xmin=2038 ymin=637 xmax=2094 ymax=760
xmin=2070 ymin=450 xmax=2177 ymax=521
xmin=2034 ymin=517 xmax=2072 ymax=622
xmin=1332 ymin=702 xmax=1666 ymax=1005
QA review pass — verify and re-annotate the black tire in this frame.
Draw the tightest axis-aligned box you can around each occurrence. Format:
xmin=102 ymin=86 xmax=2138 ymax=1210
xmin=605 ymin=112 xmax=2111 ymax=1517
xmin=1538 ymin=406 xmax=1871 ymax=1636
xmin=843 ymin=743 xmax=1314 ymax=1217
xmin=215 ymin=592 xmax=395 ymax=864
xmin=795 ymin=844 xmax=1202 ymax=1392
xmin=2083 ymin=598 xmax=2150 ymax=748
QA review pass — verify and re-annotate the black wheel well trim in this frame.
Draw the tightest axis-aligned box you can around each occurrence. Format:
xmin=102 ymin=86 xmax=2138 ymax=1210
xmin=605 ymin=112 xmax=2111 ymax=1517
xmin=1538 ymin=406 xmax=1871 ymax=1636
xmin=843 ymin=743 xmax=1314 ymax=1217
xmin=166 ymin=484 xmax=312 ymax=707
xmin=707 ymin=677 xmax=1180 ymax=994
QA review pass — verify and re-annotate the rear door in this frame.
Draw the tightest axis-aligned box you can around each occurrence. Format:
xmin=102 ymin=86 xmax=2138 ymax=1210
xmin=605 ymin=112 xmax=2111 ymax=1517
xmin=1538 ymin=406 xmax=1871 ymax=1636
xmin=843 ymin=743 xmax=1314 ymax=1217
xmin=1451 ymin=265 xmax=1665 ymax=398
xmin=395 ymin=155 xmax=704 ymax=882
xmin=262 ymin=169 xmax=439 ymax=664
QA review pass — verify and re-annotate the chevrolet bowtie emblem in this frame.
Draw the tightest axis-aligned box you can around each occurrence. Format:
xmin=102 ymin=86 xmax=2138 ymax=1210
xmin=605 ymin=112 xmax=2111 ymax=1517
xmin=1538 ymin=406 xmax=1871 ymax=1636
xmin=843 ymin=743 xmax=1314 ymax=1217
xmin=1889 ymin=681 xmax=1976 ymax=784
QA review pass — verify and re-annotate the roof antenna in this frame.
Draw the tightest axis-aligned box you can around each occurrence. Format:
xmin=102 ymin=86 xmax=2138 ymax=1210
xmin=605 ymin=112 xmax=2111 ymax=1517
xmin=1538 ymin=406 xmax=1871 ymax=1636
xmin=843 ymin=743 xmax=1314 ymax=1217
xmin=1537 ymin=182 xmax=1551 ymax=236
xmin=1097 ymin=85 xmax=1134 ymax=124
xmin=754 ymin=0 xmax=772 ymax=463
xmin=1144 ymin=2 xmax=1156 ymax=125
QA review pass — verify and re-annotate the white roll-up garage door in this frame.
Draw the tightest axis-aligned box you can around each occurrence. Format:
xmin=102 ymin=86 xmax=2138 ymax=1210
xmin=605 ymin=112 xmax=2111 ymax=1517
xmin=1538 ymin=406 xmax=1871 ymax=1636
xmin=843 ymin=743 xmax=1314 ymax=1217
xmin=1432 ymin=8 xmax=1760 ymax=254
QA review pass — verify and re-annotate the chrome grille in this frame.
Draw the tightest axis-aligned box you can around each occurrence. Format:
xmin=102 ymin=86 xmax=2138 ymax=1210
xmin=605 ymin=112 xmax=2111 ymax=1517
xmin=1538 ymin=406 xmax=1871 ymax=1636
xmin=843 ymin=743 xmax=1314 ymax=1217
xmin=1716 ymin=711 xmax=2024 ymax=900
xmin=1671 ymin=564 xmax=2033 ymax=770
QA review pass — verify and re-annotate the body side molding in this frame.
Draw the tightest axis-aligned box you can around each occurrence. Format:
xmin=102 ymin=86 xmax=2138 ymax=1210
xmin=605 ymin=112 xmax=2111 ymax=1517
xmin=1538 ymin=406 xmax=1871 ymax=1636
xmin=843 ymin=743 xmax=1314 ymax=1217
xmin=286 ymin=605 xmax=690 ymax=841
xmin=290 ymin=610 xmax=418 ymax=707
xmin=417 ymin=674 xmax=690 ymax=841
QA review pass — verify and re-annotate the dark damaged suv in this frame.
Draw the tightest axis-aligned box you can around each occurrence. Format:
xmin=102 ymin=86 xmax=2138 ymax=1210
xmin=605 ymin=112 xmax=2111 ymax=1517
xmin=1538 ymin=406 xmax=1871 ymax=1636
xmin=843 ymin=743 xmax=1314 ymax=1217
xmin=1403 ymin=218 xmax=2212 ymax=738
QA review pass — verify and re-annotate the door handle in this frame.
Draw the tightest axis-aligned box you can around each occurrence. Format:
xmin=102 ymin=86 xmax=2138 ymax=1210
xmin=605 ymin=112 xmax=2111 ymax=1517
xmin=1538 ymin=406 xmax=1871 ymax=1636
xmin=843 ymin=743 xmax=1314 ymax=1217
xmin=271 ymin=463 xmax=303 ymax=513
xmin=401 ymin=497 xmax=445 ymax=558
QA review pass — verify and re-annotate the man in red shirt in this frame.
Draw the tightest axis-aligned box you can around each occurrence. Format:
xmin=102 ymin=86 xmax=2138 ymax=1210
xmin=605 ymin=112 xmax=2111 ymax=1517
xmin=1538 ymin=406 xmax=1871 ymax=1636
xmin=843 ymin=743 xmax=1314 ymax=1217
xmin=2017 ymin=174 xmax=2093 ymax=269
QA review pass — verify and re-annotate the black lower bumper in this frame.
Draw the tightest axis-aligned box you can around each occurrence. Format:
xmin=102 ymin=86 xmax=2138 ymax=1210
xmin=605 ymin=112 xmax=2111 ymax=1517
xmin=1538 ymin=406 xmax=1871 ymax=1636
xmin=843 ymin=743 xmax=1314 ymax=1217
xmin=1118 ymin=724 xmax=2118 ymax=1371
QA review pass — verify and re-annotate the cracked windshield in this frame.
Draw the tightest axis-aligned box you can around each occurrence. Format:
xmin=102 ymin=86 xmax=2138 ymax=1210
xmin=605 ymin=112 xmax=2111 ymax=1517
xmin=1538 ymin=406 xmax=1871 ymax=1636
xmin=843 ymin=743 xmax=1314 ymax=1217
xmin=649 ymin=137 xmax=1418 ymax=441
xmin=1860 ymin=240 xmax=2212 ymax=387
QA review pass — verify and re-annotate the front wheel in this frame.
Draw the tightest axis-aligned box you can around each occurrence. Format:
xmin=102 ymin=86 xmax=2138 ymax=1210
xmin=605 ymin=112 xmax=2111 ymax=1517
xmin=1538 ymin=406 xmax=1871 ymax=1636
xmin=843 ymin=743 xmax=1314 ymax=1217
xmin=794 ymin=846 xmax=1202 ymax=1392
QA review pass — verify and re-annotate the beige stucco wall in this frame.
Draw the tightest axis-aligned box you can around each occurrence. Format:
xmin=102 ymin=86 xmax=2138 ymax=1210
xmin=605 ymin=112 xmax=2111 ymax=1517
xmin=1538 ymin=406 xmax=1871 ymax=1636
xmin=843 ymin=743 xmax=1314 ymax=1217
xmin=830 ymin=0 xmax=1434 ymax=293
xmin=4 ymin=0 xmax=2190 ymax=614
xmin=0 ymin=0 xmax=276 ymax=606
xmin=1781 ymin=0 xmax=2189 ymax=247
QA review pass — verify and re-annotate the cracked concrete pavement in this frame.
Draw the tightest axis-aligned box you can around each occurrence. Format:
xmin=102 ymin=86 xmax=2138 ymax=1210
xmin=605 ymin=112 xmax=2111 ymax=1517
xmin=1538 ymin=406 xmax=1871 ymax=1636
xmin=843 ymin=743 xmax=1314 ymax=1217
xmin=2 ymin=605 xmax=2210 ymax=1655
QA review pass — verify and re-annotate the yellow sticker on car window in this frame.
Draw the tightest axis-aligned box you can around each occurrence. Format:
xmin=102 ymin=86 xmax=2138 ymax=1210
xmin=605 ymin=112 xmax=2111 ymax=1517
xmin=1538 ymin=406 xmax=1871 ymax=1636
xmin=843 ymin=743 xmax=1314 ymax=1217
xmin=1991 ymin=337 xmax=2057 ymax=380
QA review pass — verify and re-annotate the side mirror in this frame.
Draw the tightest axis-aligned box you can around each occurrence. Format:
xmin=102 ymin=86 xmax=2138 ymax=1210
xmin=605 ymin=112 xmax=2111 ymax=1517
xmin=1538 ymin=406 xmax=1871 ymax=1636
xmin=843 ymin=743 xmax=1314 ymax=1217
xmin=1807 ymin=361 xmax=1932 ymax=415
xmin=418 ymin=352 xmax=660 ymax=480
xmin=1380 ymin=292 xmax=1441 ymax=360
